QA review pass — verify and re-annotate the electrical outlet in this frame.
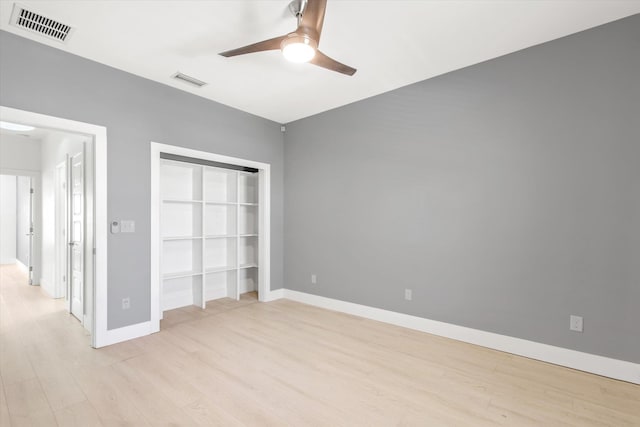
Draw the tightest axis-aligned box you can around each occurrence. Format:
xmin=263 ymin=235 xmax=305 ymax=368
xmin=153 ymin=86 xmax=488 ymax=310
xmin=404 ymin=289 xmax=412 ymax=301
xmin=570 ymin=315 xmax=583 ymax=332
xmin=122 ymin=297 xmax=130 ymax=310
xmin=311 ymin=274 xmax=317 ymax=285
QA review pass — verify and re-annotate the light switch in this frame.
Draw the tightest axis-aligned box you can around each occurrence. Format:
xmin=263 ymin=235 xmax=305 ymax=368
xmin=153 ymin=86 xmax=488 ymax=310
xmin=120 ymin=220 xmax=135 ymax=233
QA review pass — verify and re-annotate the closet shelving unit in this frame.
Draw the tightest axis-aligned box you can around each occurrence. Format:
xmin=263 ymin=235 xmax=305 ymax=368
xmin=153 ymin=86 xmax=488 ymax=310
xmin=160 ymin=158 xmax=259 ymax=312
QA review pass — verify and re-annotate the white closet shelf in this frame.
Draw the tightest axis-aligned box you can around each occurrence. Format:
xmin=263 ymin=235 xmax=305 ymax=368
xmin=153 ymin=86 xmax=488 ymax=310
xmin=205 ymin=201 xmax=237 ymax=205
xmin=205 ymin=265 xmax=237 ymax=274
xmin=239 ymin=263 xmax=258 ymax=270
xmin=160 ymin=158 xmax=260 ymax=310
xmin=163 ymin=236 xmax=203 ymax=241
xmin=163 ymin=199 xmax=203 ymax=204
xmin=164 ymin=271 xmax=203 ymax=280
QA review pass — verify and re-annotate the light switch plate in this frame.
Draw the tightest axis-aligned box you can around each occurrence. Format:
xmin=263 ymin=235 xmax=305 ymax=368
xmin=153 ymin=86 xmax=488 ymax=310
xmin=120 ymin=220 xmax=135 ymax=233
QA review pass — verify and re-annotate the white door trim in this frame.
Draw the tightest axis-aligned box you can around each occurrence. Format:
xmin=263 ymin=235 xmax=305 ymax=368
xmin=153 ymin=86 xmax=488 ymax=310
xmin=69 ymin=151 xmax=85 ymax=322
xmin=0 ymin=106 xmax=108 ymax=348
xmin=150 ymin=142 xmax=271 ymax=333
xmin=54 ymin=161 xmax=68 ymax=299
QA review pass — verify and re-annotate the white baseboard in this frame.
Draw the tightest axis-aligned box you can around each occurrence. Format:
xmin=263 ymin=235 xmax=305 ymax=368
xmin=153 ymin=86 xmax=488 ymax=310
xmin=39 ymin=278 xmax=54 ymax=298
xmin=94 ymin=321 xmax=152 ymax=348
xmin=40 ymin=277 xmax=64 ymax=298
xmin=162 ymin=292 xmax=194 ymax=311
xmin=262 ymin=288 xmax=284 ymax=302
xmin=281 ymin=289 xmax=640 ymax=385
xmin=16 ymin=259 xmax=28 ymax=274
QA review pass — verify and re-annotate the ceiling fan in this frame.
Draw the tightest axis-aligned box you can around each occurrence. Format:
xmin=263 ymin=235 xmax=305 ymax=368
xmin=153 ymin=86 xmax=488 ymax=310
xmin=219 ymin=0 xmax=357 ymax=76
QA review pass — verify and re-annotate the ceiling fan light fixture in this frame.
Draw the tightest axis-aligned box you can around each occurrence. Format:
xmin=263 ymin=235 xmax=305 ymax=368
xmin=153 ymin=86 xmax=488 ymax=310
xmin=281 ymin=35 xmax=317 ymax=63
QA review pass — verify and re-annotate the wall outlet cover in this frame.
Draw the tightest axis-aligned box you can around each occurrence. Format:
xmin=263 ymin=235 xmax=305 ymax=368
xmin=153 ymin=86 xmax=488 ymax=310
xmin=404 ymin=289 xmax=412 ymax=301
xmin=570 ymin=315 xmax=583 ymax=332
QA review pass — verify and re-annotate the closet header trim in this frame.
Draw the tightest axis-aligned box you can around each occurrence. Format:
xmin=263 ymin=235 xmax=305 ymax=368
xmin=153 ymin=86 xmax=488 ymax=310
xmin=160 ymin=152 xmax=259 ymax=173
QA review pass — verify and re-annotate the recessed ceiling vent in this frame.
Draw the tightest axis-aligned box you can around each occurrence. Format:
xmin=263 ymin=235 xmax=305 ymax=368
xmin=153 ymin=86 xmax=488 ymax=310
xmin=10 ymin=3 xmax=73 ymax=43
xmin=171 ymin=72 xmax=207 ymax=88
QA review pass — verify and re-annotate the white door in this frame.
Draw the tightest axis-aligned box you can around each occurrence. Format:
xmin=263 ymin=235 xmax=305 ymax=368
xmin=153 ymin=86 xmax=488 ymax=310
xmin=70 ymin=152 xmax=84 ymax=321
xmin=55 ymin=162 xmax=68 ymax=299
xmin=16 ymin=176 xmax=34 ymax=284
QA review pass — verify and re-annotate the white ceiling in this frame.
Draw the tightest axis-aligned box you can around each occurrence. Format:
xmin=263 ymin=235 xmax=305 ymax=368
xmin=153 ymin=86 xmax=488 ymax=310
xmin=1 ymin=1 xmax=639 ymax=123
xmin=0 ymin=125 xmax=83 ymax=141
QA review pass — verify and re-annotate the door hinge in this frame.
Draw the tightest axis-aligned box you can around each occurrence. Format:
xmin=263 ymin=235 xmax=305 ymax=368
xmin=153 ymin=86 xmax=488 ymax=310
xmin=63 ymin=275 xmax=66 ymax=282
xmin=93 ymin=248 xmax=96 ymax=255
xmin=30 ymin=188 xmax=34 ymax=194
xmin=29 ymin=266 xmax=33 ymax=272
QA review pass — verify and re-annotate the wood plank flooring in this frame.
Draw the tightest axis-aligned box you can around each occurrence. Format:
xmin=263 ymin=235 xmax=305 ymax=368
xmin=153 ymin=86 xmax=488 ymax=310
xmin=1 ymin=264 xmax=638 ymax=426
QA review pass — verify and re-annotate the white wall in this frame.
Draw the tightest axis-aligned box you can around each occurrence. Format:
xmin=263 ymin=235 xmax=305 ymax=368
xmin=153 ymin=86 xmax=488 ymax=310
xmin=0 ymin=175 xmax=17 ymax=264
xmin=40 ymin=131 xmax=85 ymax=297
xmin=0 ymin=133 xmax=41 ymax=171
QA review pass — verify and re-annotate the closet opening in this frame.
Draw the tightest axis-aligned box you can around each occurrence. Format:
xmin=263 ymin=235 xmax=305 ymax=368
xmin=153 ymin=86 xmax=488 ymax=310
xmin=150 ymin=143 xmax=271 ymax=333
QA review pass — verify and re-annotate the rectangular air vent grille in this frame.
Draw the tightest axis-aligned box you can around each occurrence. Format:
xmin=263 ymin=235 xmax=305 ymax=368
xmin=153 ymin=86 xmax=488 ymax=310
xmin=172 ymin=72 xmax=207 ymax=88
xmin=10 ymin=4 xmax=72 ymax=42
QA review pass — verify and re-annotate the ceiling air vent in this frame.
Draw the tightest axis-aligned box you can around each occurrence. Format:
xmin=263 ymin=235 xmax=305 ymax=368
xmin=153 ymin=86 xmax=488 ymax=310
xmin=171 ymin=72 xmax=208 ymax=88
xmin=10 ymin=4 xmax=73 ymax=43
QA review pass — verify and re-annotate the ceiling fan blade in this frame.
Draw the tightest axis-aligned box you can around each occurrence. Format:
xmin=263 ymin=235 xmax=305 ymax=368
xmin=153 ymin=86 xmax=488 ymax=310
xmin=219 ymin=35 xmax=287 ymax=57
xmin=299 ymin=0 xmax=327 ymax=41
xmin=310 ymin=50 xmax=356 ymax=76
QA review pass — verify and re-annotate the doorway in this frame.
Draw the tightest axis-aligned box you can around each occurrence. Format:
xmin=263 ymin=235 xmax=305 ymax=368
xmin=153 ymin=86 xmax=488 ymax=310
xmin=0 ymin=105 xmax=108 ymax=347
xmin=149 ymin=142 xmax=272 ymax=333
xmin=0 ymin=126 xmax=91 ymax=328
xmin=0 ymin=174 xmax=34 ymax=283
xmin=15 ymin=176 xmax=34 ymax=284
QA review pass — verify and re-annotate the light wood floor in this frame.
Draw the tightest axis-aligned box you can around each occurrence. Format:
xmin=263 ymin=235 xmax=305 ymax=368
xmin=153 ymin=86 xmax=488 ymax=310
xmin=1 ymin=264 xmax=638 ymax=426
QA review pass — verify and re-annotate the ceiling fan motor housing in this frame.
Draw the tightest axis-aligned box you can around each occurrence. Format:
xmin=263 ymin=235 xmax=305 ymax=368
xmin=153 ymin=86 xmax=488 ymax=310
xmin=281 ymin=33 xmax=318 ymax=51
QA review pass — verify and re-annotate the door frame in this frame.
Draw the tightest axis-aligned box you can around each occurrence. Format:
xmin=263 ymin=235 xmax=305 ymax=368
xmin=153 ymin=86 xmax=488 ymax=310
xmin=69 ymin=151 xmax=85 ymax=322
xmin=0 ymin=170 xmax=40 ymax=283
xmin=55 ymin=160 xmax=68 ymax=300
xmin=0 ymin=106 xmax=108 ymax=348
xmin=17 ymin=176 xmax=35 ymax=285
xmin=149 ymin=142 xmax=272 ymax=333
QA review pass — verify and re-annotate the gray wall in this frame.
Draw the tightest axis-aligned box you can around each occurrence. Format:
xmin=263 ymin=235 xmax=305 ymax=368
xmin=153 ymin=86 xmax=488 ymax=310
xmin=0 ymin=30 xmax=284 ymax=330
xmin=284 ymin=15 xmax=640 ymax=363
